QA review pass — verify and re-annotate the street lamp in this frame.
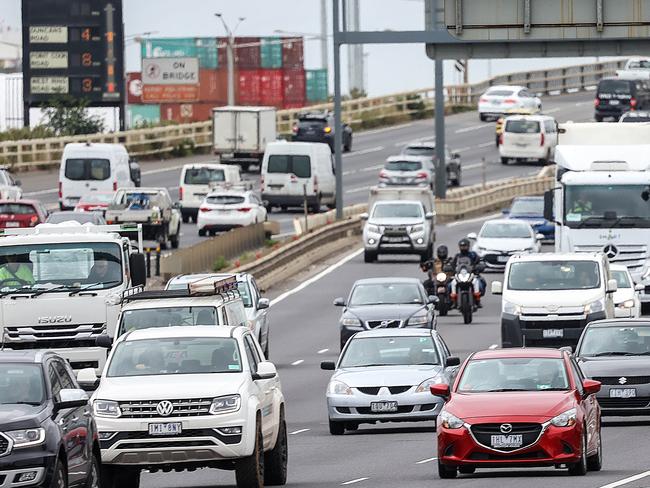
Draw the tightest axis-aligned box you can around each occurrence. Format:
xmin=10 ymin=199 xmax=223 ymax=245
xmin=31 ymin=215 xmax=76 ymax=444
xmin=215 ymin=13 xmax=245 ymax=106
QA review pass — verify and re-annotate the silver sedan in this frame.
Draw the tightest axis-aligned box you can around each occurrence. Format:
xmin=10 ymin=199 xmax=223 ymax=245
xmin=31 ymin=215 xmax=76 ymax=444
xmin=321 ymin=328 xmax=459 ymax=435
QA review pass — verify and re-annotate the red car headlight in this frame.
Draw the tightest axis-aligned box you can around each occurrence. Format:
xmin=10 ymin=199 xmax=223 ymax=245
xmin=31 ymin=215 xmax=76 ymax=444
xmin=439 ymin=410 xmax=464 ymax=429
xmin=549 ymin=407 xmax=577 ymax=427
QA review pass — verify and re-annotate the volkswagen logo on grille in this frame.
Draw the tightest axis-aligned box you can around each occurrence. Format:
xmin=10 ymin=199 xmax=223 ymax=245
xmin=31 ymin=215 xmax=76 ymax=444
xmin=619 ymin=377 xmax=628 ymax=385
xmin=156 ymin=400 xmax=174 ymax=417
xmin=603 ymin=244 xmax=619 ymax=259
xmin=500 ymin=423 xmax=513 ymax=434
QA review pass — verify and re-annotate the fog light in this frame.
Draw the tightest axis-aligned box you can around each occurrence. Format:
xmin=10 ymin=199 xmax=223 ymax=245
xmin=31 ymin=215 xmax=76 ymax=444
xmin=216 ymin=426 xmax=242 ymax=435
xmin=98 ymin=432 xmax=116 ymax=441
xmin=368 ymin=238 xmax=376 ymax=245
xmin=17 ymin=471 xmax=38 ymax=483
xmin=416 ymin=238 xmax=424 ymax=245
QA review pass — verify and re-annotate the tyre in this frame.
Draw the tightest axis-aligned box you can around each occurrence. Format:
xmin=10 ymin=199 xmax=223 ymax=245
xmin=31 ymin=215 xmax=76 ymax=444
xmin=170 ymin=227 xmax=180 ymax=249
xmin=264 ymin=408 xmax=288 ymax=486
xmin=568 ymin=432 xmax=588 ymax=476
xmin=53 ymin=458 xmax=67 ymax=488
xmin=182 ymin=213 xmax=190 ymax=224
xmin=236 ymin=420 xmax=264 ymax=488
xmin=439 ymin=300 xmax=449 ymax=316
xmin=479 ymin=113 xmax=486 ymax=122
xmin=158 ymin=231 xmax=169 ymax=250
xmin=595 ymin=114 xmax=603 ymax=122
xmin=453 ymin=171 xmax=462 ymax=187
xmin=587 ymin=428 xmax=603 ymax=472
xmin=540 ymin=150 xmax=551 ymax=166
xmin=364 ymin=251 xmax=377 ymax=263
xmin=310 ymin=197 xmax=322 ymax=213
xmin=461 ymin=293 xmax=472 ymax=324
xmin=101 ymin=466 xmax=140 ymax=488
xmin=344 ymin=135 xmax=352 ymax=152
xmin=501 ymin=157 xmax=509 ymax=165
xmin=438 ymin=460 xmax=457 ymax=479
xmin=458 ymin=466 xmax=476 ymax=474
xmin=198 ymin=228 xmax=206 ymax=237
xmin=85 ymin=453 xmax=100 ymax=488
xmin=329 ymin=419 xmax=345 ymax=435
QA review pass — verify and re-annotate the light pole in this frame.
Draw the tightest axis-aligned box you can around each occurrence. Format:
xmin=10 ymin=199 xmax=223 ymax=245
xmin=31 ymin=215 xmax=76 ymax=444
xmin=215 ymin=13 xmax=245 ymax=106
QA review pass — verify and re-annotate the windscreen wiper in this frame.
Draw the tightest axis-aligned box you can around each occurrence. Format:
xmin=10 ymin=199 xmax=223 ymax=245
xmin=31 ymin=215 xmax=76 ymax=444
xmin=69 ymin=280 xmax=121 ymax=296
xmin=577 ymin=216 xmax=606 ymax=229
xmin=609 ymin=216 xmax=647 ymax=228
xmin=592 ymin=351 xmax=637 ymax=356
xmin=29 ymin=284 xmax=75 ymax=298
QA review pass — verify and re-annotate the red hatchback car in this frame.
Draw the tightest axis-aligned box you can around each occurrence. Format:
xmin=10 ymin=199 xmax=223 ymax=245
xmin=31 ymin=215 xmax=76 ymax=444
xmin=0 ymin=200 xmax=49 ymax=229
xmin=432 ymin=348 xmax=602 ymax=478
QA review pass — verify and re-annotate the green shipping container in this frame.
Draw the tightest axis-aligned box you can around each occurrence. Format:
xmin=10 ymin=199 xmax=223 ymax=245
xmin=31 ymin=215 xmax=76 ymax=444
xmin=141 ymin=38 xmax=198 ymax=59
xmin=306 ymin=69 xmax=328 ymax=103
xmin=127 ymin=104 xmax=161 ymax=129
xmin=195 ymin=37 xmax=219 ymax=69
xmin=260 ymin=37 xmax=283 ymax=68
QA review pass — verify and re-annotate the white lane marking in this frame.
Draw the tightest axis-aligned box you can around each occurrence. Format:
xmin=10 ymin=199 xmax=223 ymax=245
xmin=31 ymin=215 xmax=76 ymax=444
xmin=477 ymin=141 xmax=494 ymax=148
xmin=345 ymin=185 xmax=371 ymax=195
xmin=598 ymin=471 xmax=650 ymax=488
xmin=341 ymin=478 xmax=369 ymax=486
xmin=343 ymin=164 xmax=383 ymax=176
xmin=454 ymin=146 xmax=472 ymax=153
xmin=446 ymin=212 xmax=502 ymax=227
xmin=318 ymin=348 xmax=329 ymax=354
xmin=273 ymin=231 xmax=296 ymax=239
xmin=291 ymin=359 xmax=304 ymax=366
xmin=527 ymin=170 xmax=539 ymax=175
xmin=359 ymin=122 xmax=416 ymax=136
xmin=462 ymin=163 xmax=484 ymax=171
xmin=344 ymin=146 xmax=384 ymax=157
xmin=544 ymin=107 xmax=561 ymax=114
xmin=270 ymin=248 xmax=364 ymax=307
xmin=456 ymin=124 xmax=491 ymax=134
xmin=575 ymin=101 xmax=591 ymax=107
xmin=142 ymin=164 xmax=184 ymax=176
xmin=416 ymin=457 xmax=438 ymax=465
xmin=289 ymin=428 xmax=310 ymax=435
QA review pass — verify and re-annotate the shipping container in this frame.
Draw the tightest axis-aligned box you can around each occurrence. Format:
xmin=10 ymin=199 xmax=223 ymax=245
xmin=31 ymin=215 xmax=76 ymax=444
xmin=260 ymin=37 xmax=283 ymax=69
xmin=237 ymin=69 xmax=262 ymax=105
xmin=234 ymin=37 xmax=261 ymax=69
xmin=306 ymin=69 xmax=329 ymax=103
xmin=282 ymin=37 xmax=304 ymax=68
xmin=127 ymin=104 xmax=161 ymax=128
xmin=199 ymin=69 xmax=233 ymax=103
xmin=283 ymin=68 xmax=306 ymax=105
xmin=126 ymin=72 xmax=142 ymax=104
xmin=195 ymin=37 xmax=219 ymax=69
xmin=160 ymin=102 xmax=217 ymax=124
xmin=260 ymin=69 xmax=284 ymax=108
xmin=141 ymin=38 xmax=198 ymax=60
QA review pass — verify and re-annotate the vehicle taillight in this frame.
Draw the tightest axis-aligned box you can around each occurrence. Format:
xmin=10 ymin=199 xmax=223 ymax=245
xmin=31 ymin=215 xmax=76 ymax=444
xmin=594 ymin=98 xmax=600 ymax=107
xmin=416 ymin=171 xmax=428 ymax=179
xmin=292 ymin=124 xmax=298 ymax=133
xmin=237 ymin=207 xmax=252 ymax=213
xmin=199 ymin=207 xmax=211 ymax=213
xmin=58 ymin=181 xmax=62 ymax=199
xmin=503 ymin=98 xmax=516 ymax=104
xmin=179 ymin=186 xmax=184 ymax=200
xmin=113 ymin=181 xmax=118 ymax=191
xmin=631 ymin=97 xmax=638 ymax=109
xmin=29 ymin=215 xmax=38 ymax=226
xmin=479 ymin=97 xmax=488 ymax=103
xmin=313 ymin=175 xmax=319 ymax=194
xmin=498 ymin=133 xmax=504 ymax=145
xmin=324 ymin=126 xmax=332 ymax=133
xmin=540 ymin=132 xmax=545 ymax=147
xmin=290 ymin=174 xmax=298 ymax=182
xmin=379 ymin=170 xmax=387 ymax=178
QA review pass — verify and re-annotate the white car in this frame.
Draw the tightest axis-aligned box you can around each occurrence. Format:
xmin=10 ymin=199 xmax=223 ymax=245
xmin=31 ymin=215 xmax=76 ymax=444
xmin=469 ymin=219 xmax=542 ymax=270
xmin=80 ymin=326 xmax=287 ymax=488
xmin=610 ymin=264 xmax=642 ymax=318
xmin=165 ymin=273 xmax=271 ymax=357
xmin=478 ymin=85 xmax=542 ymax=121
xmin=197 ymin=190 xmax=267 ymax=236
xmin=0 ymin=167 xmax=22 ymax=200
xmin=499 ymin=115 xmax=558 ymax=165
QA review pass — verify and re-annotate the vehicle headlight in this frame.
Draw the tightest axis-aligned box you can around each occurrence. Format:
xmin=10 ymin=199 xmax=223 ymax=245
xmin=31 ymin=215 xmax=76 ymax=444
xmin=457 ymin=269 xmax=472 ymax=283
xmin=366 ymin=224 xmax=380 ymax=234
xmin=5 ymin=428 xmax=45 ymax=448
xmin=436 ymin=272 xmax=447 ymax=282
xmin=620 ymin=299 xmax=635 ymax=309
xmin=550 ymin=407 xmax=577 ymax=427
xmin=477 ymin=246 xmax=486 ymax=253
xmin=341 ymin=317 xmax=362 ymax=327
xmin=210 ymin=394 xmax=241 ymax=414
xmin=503 ymin=300 xmax=521 ymax=315
xmin=328 ymin=380 xmax=353 ymax=395
xmin=584 ymin=299 xmax=605 ymax=314
xmin=438 ymin=410 xmax=464 ymax=429
xmin=410 ymin=225 xmax=425 ymax=234
xmin=93 ymin=400 xmax=121 ymax=418
xmin=415 ymin=377 xmax=444 ymax=393
xmin=408 ymin=314 xmax=429 ymax=326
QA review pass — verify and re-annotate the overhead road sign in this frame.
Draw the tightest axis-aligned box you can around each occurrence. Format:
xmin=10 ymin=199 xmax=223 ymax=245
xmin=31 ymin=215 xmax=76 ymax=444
xmin=142 ymin=58 xmax=199 ymax=86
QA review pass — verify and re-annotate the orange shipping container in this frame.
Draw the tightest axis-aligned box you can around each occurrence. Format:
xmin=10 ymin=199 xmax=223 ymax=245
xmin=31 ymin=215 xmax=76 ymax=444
xmin=160 ymin=103 xmax=217 ymax=123
xmin=199 ymin=69 xmax=236 ymax=103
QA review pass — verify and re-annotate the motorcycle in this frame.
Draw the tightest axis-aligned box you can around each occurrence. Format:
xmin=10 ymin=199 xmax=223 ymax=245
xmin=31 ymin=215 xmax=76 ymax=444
xmin=451 ymin=258 xmax=484 ymax=324
xmin=435 ymin=264 xmax=453 ymax=316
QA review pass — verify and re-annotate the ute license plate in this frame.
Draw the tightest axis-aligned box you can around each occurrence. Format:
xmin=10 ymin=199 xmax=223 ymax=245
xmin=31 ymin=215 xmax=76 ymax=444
xmin=543 ymin=329 xmax=564 ymax=339
xmin=148 ymin=423 xmax=182 ymax=436
xmin=384 ymin=236 xmax=406 ymax=243
xmin=491 ymin=434 xmax=523 ymax=448
xmin=609 ymin=388 xmax=637 ymax=399
xmin=370 ymin=401 xmax=398 ymax=413
xmin=497 ymin=255 xmax=509 ymax=263
xmin=609 ymin=100 xmax=620 ymax=105
xmin=4 ymin=222 xmax=19 ymax=227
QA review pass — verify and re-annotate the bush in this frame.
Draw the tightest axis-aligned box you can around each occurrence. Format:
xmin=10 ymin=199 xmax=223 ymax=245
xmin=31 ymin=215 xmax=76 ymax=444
xmin=212 ymin=256 xmax=229 ymax=272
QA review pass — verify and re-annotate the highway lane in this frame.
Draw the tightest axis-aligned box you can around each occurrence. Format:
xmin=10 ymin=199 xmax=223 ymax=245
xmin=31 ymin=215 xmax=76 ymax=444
xmin=140 ymin=211 xmax=650 ymax=488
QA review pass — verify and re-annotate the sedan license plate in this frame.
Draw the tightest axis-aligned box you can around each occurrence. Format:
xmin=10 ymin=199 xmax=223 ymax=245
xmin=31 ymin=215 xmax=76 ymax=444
xmin=4 ymin=222 xmax=19 ymax=227
xmin=148 ymin=423 xmax=182 ymax=436
xmin=497 ymin=255 xmax=509 ymax=263
xmin=491 ymin=434 xmax=523 ymax=449
xmin=543 ymin=329 xmax=564 ymax=339
xmin=609 ymin=388 xmax=637 ymax=399
xmin=370 ymin=401 xmax=398 ymax=413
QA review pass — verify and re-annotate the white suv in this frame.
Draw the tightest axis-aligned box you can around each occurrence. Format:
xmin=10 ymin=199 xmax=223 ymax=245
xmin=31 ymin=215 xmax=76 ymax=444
xmin=80 ymin=326 xmax=287 ymax=488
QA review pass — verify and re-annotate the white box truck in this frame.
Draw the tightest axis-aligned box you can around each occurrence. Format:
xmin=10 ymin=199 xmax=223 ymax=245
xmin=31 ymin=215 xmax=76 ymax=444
xmin=212 ymin=106 xmax=277 ymax=172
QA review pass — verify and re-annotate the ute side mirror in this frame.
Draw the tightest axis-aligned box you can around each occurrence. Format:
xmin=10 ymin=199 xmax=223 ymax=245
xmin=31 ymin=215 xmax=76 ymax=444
xmin=430 ymin=383 xmax=451 ymax=400
xmin=360 ymin=213 xmax=369 ymax=221
xmin=428 ymin=295 xmax=439 ymax=305
xmin=257 ymin=298 xmax=270 ymax=310
xmin=320 ymin=361 xmax=336 ymax=371
xmin=253 ymin=361 xmax=277 ymax=380
xmin=445 ymin=356 xmax=461 ymax=367
xmin=491 ymin=281 xmax=503 ymax=295
xmin=425 ymin=212 xmax=434 ymax=220
xmin=582 ymin=379 xmax=601 ymax=396
xmin=501 ymin=208 xmax=510 ymax=215
xmin=76 ymin=369 xmax=100 ymax=392
xmin=56 ymin=388 xmax=90 ymax=409
xmin=543 ymin=190 xmax=554 ymax=222
xmin=635 ymin=283 xmax=645 ymax=292
xmin=606 ymin=278 xmax=618 ymax=294
xmin=130 ymin=253 xmax=147 ymax=287
xmin=535 ymin=233 xmax=545 ymax=241
xmin=333 ymin=297 xmax=346 ymax=307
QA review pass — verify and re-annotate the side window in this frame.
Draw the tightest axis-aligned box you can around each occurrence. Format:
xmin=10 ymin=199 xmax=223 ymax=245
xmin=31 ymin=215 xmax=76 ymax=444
xmin=438 ymin=336 xmax=452 ymax=358
xmin=226 ymin=302 xmax=246 ymax=327
xmin=249 ymin=278 xmax=261 ymax=304
xmin=569 ymin=359 xmax=585 ymax=395
xmin=48 ymin=364 xmax=63 ymax=400
xmin=331 ymin=154 xmax=336 ymax=175
xmin=243 ymin=336 xmax=260 ymax=373
xmin=53 ymin=361 xmax=76 ymax=390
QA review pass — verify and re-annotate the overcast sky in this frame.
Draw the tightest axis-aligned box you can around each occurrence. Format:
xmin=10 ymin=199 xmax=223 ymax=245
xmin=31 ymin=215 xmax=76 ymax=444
xmin=3 ymin=0 xmax=602 ymax=96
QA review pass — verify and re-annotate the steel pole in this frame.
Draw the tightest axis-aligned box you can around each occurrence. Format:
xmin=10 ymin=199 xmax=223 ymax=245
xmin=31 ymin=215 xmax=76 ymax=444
xmin=320 ymin=0 xmax=329 ymax=71
xmin=434 ymin=58 xmax=446 ymax=199
xmin=333 ymin=0 xmax=343 ymax=219
xmin=227 ymin=36 xmax=235 ymax=105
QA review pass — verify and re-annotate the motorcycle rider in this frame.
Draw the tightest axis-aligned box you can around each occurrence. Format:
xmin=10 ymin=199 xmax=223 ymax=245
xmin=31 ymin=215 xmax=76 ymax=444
xmin=450 ymin=238 xmax=486 ymax=308
xmin=420 ymin=245 xmax=453 ymax=296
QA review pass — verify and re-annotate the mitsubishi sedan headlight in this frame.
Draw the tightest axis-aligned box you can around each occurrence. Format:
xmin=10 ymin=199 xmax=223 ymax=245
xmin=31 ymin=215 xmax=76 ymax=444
xmin=93 ymin=400 xmax=121 ymax=418
xmin=410 ymin=225 xmax=425 ymax=234
xmin=327 ymin=380 xmax=353 ymax=395
xmin=341 ymin=317 xmax=362 ymax=327
xmin=210 ymin=395 xmax=241 ymax=415
xmin=366 ymin=224 xmax=380 ymax=234
xmin=502 ymin=300 xmax=521 ymax=315
xmin=584 ymin=299 xmax=604 ymax=314
xmin=408 ymin=314 xmax=429 ymax=326
xmin=438 ymin=410 xmax=464 ymax=429
xmin=5 ymin=428 xmax=45 ymax=448
xmin=415 ymin=377 xmax=444 ymax=393
xmin=550 ymin=407 xmax=577 ymax=427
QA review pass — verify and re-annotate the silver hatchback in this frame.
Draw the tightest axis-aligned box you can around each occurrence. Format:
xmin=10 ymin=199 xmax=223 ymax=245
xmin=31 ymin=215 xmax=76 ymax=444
xmin=378 ymin=156 xmax=433 ymax=190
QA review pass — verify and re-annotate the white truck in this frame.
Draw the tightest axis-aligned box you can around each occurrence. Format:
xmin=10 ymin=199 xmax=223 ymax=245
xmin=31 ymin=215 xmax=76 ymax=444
xmin=213 ymin=106 xmax=277 ymax=173
xmin=616 ymin=57 xmax=650 ymax=80
xmin=0 ymin=223 xmax=146 ymax=371
xmin=544 ymin=122 xmax=650 ymax=310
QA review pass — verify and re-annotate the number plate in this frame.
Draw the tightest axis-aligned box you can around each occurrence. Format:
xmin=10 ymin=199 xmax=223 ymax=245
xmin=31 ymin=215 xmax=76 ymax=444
xmin=542 ymin=329 xmax=564 ymax=339
xmin=609 ymin=100 xmax=620 ymax=105
xmin=4 ymin=222 xmax=19 ymax=227
xmin=148 ymin=423 xmax=182 ymax=436
xmin=497 ymin=255 xmax=509 ymax=263
xmin=384 ymin=236 xmax=407 ymax=243
xmin=370 ymin=401 xmax=398 ymax=413
xmin=491 ymin=434 xmax=523 ymax=448
xmin=609 ymin=388 xmax=637 ymax=399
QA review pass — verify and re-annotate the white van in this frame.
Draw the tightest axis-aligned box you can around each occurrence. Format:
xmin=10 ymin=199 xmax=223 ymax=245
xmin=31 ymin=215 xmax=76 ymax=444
xmin=178 ymin=162 xmax=242 ymax=222
xmin=261 ymin=141 xmax=336 ymax=212
xmin=499 ymin=115 xmax=558 ymax=165
xmin=59 ymin=143 xmax=134 ymax=210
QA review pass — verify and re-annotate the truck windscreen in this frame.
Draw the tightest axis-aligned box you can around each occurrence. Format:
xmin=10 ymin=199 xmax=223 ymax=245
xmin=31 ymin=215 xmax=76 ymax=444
xmin=0 ymin=242 xmax=123 ymax=293
xmin=564 ymin=185 xmax=650 ymax=228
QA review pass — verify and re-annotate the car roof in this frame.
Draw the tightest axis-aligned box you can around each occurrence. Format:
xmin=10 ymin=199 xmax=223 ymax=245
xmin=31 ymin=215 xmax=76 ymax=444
xmin=509 ymin=252 xmax=602 ymax=262
xmin=121 ymin=294 xmax=237 ymax=310
xmin=0 ymin=199 xmax=39 ymax=205
xmin=586 ymin=318 xmax=650 ymax=328
xmin=482 ymin=218 xmax=531 ymax=227
xmin=120 ymin=325 xmax=246 ymax=342
xmin=504 ymin=114 xmax=553 ymax=121
xmin=353 ymin=277 xmax=421 ymax=285
xmin=351 ymin=328 xmax=436 ymax=339
xmin=404 ymin=142 xmax=435 ymax=149
xmin=205 ymin=190 xmax=249 ymax=197
xmin=373 ymin=200 xmax=423 ymax=206
xmin=0 ymin=350 xmax=54 ymax=363
xmin=486 ymin=85 xmax=525 ymax=92
xmin=472 ymin=348 xmax=563 ymax=360
xmin=166 ymin=273 xmax=245 ymax=287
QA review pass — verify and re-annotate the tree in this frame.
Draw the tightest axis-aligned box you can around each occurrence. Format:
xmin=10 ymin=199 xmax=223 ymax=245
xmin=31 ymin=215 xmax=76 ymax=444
xmin=41 ymin=96 xmax=105 ymax=136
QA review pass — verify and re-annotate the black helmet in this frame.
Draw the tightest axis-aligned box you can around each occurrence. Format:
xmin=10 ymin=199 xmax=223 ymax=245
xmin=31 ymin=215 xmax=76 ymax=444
xmin=436 ymin=245 xmax=448 ymax=260
xmin=458 ymin=238 xmax=470 ymax=251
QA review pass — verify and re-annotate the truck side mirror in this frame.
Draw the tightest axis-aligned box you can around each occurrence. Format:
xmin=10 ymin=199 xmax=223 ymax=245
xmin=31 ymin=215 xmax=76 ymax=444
xmin=543 ymin=190 xmax=554 ymax=222
xmin=491 ymin=281 xmax=503 ymax=295
xmin=130 ymin=253 xmax=147 ymax=287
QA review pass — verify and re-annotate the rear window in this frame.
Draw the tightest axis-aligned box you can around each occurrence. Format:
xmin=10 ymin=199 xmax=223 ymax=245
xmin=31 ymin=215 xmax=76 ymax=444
xmin=65 ymin=159 xmax=110 ymax=181
xmin=598 ymin=80 xmax=632 ymax=95
xmin=267 ymin=155 xmax=311 ymax=178
xmin=505 ymin=120 xmax=540 ymax=134
xmin=298 ymin=118 xmax=327 ymax=129
xmin=385 ymin=160 xmax=423 ymax=171
xmin=0 ymin=204 xmax=36 ymax=215
xmin=403 ymin=147 xmax=434 ymax=157
xmin=184 ymin=167 xmax=225 ymax=185
xmin=486 ymin=89 xmax=514 ymax=97
xmin=206 ymin=195 xmax=246 ymax=205
xmin=621 ymin=114 xmax=650 ymax=123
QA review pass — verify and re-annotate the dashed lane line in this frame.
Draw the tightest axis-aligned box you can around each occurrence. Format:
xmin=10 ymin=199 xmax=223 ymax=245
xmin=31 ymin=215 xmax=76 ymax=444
xmin=341 ymin=478 xmax=369 ymax=486
xmin=345 ymin=185 xmax=372 ymax=195
xmin=318 ymin=348 xmax=329 ymax=354
xmin=455 ymin=124 xmax=492 ymax=134
xmin=598 ymin=471 xmax=650 ymax=488
xmin=416 ymin=457 xmax=438 ymax=465
xmin=289 ymin=428 xmax=310 ymax=435
xmin=291 ymin=360 xmax=304 ymax=366
xmin=344 ymin=146 xmax=384 ymax=157
xmin=446 ymin=212 xmax=502 ymax=227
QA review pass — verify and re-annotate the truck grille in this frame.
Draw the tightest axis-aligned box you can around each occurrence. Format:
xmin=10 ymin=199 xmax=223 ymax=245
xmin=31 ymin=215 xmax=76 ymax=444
xmin=470 ymin=423 xmax=543 ymax=452
xmin=119 ymin=398 xmax=213 ymax=418
xmin=4 ymin=323 xmax=105 ymax=346
xmin=574 ymin=244 xmax=647 ymax=270
xmin=0 ymin=434 xmax=10 ymax=457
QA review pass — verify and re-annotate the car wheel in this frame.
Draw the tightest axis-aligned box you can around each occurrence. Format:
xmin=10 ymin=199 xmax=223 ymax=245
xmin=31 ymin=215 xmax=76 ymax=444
xmin=344 ymin=136 xmax=352 ymax=152
xmin=310 ymin=196 xmax=322 ymax=213
xmin=458 ymin=466 xmax=475 ymax=474
xmin=264 ymin=407 xmax=288 ymax=486
xmin=346 ymin=422 xmax=359 ymax=431
xmin=438 ymin=459 xmax=457 ymax=479
xmin=364 ymin=251 xmax=376 ymax=263
xmin=501 ymin=157 xmax=509 ymax=165
xmin=568 ymin=432 xmax=588 ymax=476
xmin=595 ymin=114 xmax=603 ymax=122
xmin=158 ymin=231 xmax=169 ymax=250
xmin=53 ymin=458 xmax=67 ymax=488
xmin=85 ymin=453 xmax=100 ymax=488
xmin=479 ymin=114 xmax=486 ymax=122
xmin=170 ymin=227 xmax=180 ymax=249
xmin=587 ymin=427 xmax=603 ymax=471
xmin=329 ymin=419 xmax=345 ymax=435
xmin=181 ymin=213 xmax=190 ymax=224
xmin=236 ymin=420 xmax=264 ymax=488
xmin=198 ymin=228 xmax=206 ymax=237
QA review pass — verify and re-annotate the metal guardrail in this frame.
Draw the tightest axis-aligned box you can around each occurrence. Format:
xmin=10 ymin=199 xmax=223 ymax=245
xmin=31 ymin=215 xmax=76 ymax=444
xmin=0 ymin=60 xmax=625 ymax=171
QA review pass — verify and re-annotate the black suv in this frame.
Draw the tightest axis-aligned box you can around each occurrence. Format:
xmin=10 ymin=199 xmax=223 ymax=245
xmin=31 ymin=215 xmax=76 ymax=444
xmin=0 ymin=351 xmax=100 ymax=488
xmin=595 ymin=78 xmax=650 ymax=121
xmin=292 ymin=112 xmax=353 ymax=153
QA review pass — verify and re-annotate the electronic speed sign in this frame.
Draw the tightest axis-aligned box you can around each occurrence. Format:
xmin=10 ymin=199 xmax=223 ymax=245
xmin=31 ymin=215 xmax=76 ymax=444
xmin=22 ymin=0 xmax=124 ymax=107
